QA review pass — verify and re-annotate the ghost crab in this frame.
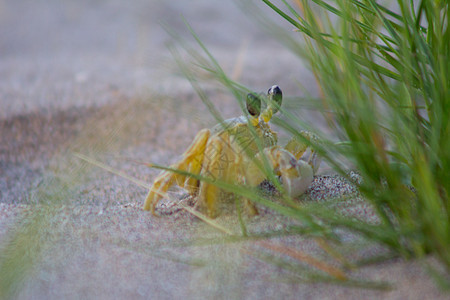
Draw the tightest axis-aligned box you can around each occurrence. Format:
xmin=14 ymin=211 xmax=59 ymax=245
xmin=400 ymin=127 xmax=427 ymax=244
xmin=144 ymin=85 xmax=321 ymax=217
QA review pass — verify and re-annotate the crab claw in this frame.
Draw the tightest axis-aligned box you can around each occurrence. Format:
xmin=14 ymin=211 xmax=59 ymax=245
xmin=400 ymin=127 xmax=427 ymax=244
xmin=278 ymin=154 xmax=314 ymax=198
xmin=248 ymin=147 xmax=314 ymax=198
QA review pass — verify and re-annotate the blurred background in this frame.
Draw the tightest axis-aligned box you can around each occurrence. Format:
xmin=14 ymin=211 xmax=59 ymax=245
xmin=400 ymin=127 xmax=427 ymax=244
xmin=0 ymin=0 xmax=316 ymax=117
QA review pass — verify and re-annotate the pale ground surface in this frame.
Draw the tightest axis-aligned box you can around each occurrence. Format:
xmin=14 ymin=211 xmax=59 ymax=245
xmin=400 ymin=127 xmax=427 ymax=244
xmin=0 ymin=0 xmax=448 ymax=299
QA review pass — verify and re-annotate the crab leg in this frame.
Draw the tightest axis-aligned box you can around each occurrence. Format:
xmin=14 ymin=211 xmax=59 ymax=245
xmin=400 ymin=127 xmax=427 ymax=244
xmin=195 ymin=135 xmax=224 ymax=218
xmin=223 ymin=139 xmax=260 ymax=216
xmin=236 ymin=155 xmax=260 ymax=216
xmin=143 ymin=129 xmax=210 ymax=214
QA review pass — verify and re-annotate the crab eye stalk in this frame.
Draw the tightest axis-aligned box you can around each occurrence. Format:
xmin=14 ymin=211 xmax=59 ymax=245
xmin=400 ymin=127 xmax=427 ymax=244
xmin=246 ymin=93 xmax=261 ymax=117
xmin=268 ymin=85 xmax=282 ymax=114
xmin=261 ymin=85 xmax=282 ymax=122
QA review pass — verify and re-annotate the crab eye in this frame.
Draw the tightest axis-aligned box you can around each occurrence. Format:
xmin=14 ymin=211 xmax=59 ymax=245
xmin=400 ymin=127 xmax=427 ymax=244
xmin=267 ymin=85 xmax=282 ymax=114
xmin=246 ymin=93 xmax=261 ymax=117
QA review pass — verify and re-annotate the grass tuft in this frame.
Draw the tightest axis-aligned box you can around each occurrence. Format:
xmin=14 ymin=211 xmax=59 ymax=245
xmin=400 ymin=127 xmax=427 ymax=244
xmin=254 ymin=0 xmax=449 ymax=276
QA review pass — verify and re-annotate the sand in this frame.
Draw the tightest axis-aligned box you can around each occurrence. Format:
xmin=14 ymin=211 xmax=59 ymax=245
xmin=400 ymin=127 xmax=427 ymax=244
xmin=0 ymin=1 xmax=447 ymax=299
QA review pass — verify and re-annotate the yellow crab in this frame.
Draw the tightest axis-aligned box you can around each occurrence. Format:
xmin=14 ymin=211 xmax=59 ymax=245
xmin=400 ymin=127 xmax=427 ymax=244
xmin=144 ymin=85 xmax=321 ymax=217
